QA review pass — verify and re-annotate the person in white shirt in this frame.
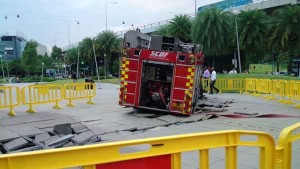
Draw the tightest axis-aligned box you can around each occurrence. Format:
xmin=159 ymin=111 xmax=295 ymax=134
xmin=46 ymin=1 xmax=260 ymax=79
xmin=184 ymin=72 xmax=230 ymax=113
xmin=210 ymin=67 xmax=219 ymax=94
xmin=228 ymin=68 xmax=237 ymax=74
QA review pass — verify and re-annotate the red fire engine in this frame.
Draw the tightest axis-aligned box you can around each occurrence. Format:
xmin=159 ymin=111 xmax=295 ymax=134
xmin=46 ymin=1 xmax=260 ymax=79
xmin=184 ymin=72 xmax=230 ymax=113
xmin=119 ymin=30 xmax=204 ymax=115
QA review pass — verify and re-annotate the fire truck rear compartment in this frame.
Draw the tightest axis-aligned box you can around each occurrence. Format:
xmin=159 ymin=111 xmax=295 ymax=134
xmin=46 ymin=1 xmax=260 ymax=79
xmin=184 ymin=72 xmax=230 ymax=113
xmin=139 ymin=62 xmax=174 ymax=111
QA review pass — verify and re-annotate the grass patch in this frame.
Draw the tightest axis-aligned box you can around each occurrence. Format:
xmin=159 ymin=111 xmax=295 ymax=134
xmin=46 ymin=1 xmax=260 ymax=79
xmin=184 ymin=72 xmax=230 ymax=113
xmin=249 ymin=64 xmax=287 ymax=74
xmin=99 ymin=78 xmax=120 ymax=84
xmin=218 ymin=74 xmax=299 ymax=80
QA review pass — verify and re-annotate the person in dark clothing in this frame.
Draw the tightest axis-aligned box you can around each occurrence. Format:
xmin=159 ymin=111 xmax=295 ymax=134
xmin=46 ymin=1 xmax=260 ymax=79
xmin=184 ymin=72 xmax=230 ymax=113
xmin=210 ymin=67 xmax=219 ymax=94
xmin=72 ymin=72 xmax=77 ymax=83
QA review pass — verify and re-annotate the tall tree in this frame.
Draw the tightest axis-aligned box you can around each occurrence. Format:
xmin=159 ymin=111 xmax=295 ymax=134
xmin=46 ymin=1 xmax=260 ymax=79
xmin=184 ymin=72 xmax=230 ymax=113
xmin=51 ymin=45 xmax=63 ymax=59
xmin=156 ymin=24 xmax=170 ymax=36
xmin=78 ymin=37 xmax=94 ymax=76
xmin=94 ymin=31 xmax=120 ymax=77
xmin=168 ymin=14 xmax=192 ymax=42
xmin=21 ymin=40 xmax=39 ymax=74
xmin=237 ymin=10 xmax=270 ymax=69
xmin=269 ymin=6 xmax=300 ymax=73
xmin=192 ymin=7 xmax=231 ymax=66
xmin=65 ymin=48 xmax=78 ymax=74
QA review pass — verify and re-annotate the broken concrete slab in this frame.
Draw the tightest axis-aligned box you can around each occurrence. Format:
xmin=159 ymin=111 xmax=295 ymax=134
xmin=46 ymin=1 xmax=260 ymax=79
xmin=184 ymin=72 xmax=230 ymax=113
xmin=0 ymin=117 xmax=24 ymax=126
xmin=71 ymin=123 xmax=88 ymax=134
xmin=0 ymin=126 xmax=20 ymax=142
xmin=54 ymin=123 xmax=72 ymax=135
xmin=63 ymin=142 xmax=74 ymax=147
xmin=10 ymin=145 xmax=42 ymax=153
xmin=5 ymin=124 xmax=45 ymax=137
xmin=71 ymin=131 xmax=95 ymax=145
xmin=3 ymin=137 xmax=28 ymax=152
xmin=35 ymin=133 xmax=51 ymax=143
xmin=47 ymin=135 xmax=74 ymax=147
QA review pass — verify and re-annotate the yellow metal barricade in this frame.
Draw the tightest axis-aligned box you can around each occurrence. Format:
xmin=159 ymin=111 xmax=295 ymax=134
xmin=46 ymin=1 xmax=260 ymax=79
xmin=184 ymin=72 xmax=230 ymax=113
xmin=289 ymin=81 xmax=300 ymax=108
xmin=64 ymin=83 xmax=96 ymax=107
xmin=256 ymin=79 xmax=272 ymax=99
xmin=217 ymin=78 xmax=243 ymax=93
xmin=0 ymin=86 xmax=20 ymax=116
xmin=244 ymin=78 xmax=257 ymax=94
xmin=0 ymin=130 xmax=275 ymax=169
xmin=276 ymin=122 xmax=300 ymax=169
xmin=201 ymin=78 xmax=210 ymax=93
xmin=22 ymin=84 xmax=63 ymax=113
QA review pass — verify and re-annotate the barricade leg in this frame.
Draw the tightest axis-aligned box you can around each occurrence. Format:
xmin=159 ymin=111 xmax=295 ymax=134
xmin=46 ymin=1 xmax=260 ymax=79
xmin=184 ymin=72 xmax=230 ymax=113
xmin=200 ymin=149 xmax=209 ymax=169
xmin=86 ymin=97 xmax=95 ymax=104
xmin=294 ymin=104 xmax=300 ymax=108
xmin=8 ymin=106 xmax=16 ymax=116
xmin=53 ymin=101 xmax=62 ymax=109
xmin=171 ymin=153 xmax=181 ymax=169
xmin=26 ymin=104 xmax=37 ymax=113
xmin=67 ymin=99 xmax=75 ymax=107
xmin=282 ymin=96 xmax=295 ymax=105
xmin=225 ymin=146 xmax=237 ymax=169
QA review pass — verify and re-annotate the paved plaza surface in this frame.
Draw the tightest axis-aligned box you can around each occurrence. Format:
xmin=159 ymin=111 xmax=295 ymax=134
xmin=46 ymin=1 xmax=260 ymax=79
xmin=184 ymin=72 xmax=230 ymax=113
xmin=0 ymin=82 xmax=300 ymax=168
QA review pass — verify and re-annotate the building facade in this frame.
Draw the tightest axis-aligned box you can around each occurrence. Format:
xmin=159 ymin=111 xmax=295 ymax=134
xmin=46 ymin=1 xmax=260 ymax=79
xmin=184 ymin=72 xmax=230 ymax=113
xmin=0 ymin=35 xmax=27 ymax=61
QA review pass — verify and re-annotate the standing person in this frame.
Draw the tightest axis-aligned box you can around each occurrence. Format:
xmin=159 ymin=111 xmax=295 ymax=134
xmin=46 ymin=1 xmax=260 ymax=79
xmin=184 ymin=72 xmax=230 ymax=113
xmin=203 ymin=66 xmax=210 ymax=89
xmin=210 ymin=67 xmax=219 ymax=94
xmin=72 ymin=71 xmax=77 ymax=83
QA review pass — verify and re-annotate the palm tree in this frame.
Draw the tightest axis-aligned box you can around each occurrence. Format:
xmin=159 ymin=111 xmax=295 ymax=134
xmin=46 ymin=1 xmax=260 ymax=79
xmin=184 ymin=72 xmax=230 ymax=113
xmin=168 ymin=14 xmax=192 ymax=42
xmin=156 ymin=24 xmax=170 ymax=36
xmin=192 ymin=7 xmax=231 ymax=66
xmin=269 ymin=6 xmax=300 ymax=73
xmin=237 ymin=10 xmax=270 ymax=69
xmin=78 ymin=37 xmax=94 ymax=76
xmin=94 ymin=31 xmax=120 ymax=78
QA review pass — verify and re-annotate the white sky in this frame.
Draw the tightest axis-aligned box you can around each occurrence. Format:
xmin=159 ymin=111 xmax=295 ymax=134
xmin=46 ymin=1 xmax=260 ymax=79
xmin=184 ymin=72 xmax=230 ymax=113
xmin=0 ymin=0 xmax=221 ymax=49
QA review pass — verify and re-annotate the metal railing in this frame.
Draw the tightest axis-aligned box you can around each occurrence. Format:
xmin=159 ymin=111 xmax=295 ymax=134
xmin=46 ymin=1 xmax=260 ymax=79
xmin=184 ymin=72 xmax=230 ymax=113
xmin=1 ymin=122 xmax=300 ymax=169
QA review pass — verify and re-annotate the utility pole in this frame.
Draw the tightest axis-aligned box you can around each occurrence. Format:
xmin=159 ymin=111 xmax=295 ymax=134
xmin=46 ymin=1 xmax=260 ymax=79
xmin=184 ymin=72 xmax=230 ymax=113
xmin=195 ymin=0 xmax=197 ymax=15
xmin=105 ymin=2 xmax=118 ymax=31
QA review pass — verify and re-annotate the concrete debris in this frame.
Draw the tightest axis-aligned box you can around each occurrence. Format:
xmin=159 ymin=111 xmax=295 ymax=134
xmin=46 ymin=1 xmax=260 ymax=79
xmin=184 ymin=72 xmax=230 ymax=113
xmin=87 ymin=135 xmax=102 ymax=144
xmin=71 ymin=131 xmax=95 ymax=145
xmin=71 ymin=123 xmax=88 ymax=134
xmin=3 ymin=137 xmax=28 ymax=152
xmin=54 ymin=123 xmax=72 ymax=135
xmin=234 ymin=112 xmax=259 ymax=116
xmin=62 ymin=142 xmax=74 ymax=147
xmin=47 ymin=134 xmax=74 ymax=147
xmin=35 ymin=133 xmax=51 ymax=143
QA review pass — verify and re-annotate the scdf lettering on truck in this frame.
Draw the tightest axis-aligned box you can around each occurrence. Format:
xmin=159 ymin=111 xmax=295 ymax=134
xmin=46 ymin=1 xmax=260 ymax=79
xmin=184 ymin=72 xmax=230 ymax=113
xmin=150 ymin=51 xmax=169 ymax=58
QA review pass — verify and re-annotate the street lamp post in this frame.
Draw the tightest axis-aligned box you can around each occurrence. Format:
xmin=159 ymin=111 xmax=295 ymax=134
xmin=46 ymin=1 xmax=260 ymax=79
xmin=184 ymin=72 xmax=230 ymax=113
xmin=77 ymin=46 xmax=80 ymax=79
xmin=41 ymin=62 xmax=44 ymax=82
xmin=62 ymin=52 xmax=67 ymax=75
xmin=91 ymin=38 xmax=102 ymax=89
xmin=105 ymin=2 xmax=117 ymax=31
xmin=104 ymin=53 xmax=107 ymax=79
xmin=68 ymin=20 xmax=79 ymax=45
xmin=233 ymin=10 xmax=242 ymax=73
xmin=0 ymin=55 xmax=5 ymax=83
